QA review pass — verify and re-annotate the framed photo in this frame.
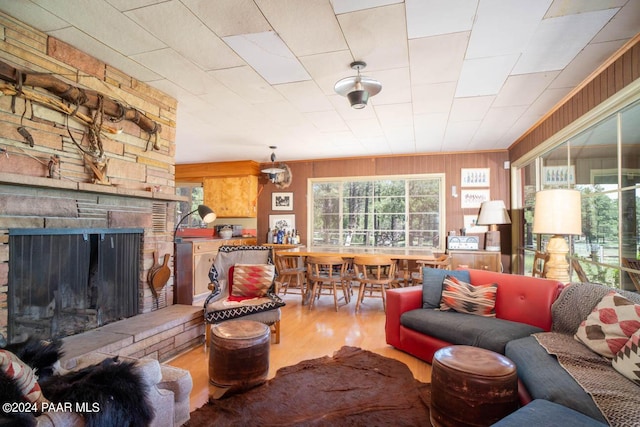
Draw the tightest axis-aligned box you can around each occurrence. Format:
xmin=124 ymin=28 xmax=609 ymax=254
xmin=272 ymin=192 xmax=293 ymax=211
xmin=542 ymin=166 xmax=575 ymax=186
xmin=269 ymin=214 xmax=295 ymax=232
xmin=463 ymin=215 xmax=488 ymax=233
xmin=461 ymin=168 xmax=490 ymax=187
xmin=461 ymin=189 xmax=490 ymax=209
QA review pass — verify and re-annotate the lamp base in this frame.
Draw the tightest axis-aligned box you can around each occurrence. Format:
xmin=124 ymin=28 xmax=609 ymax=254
xmin=484 ymin=230 xmax=501 ymax=252
xmin=545 ymin=235 xmax=570 ymax=283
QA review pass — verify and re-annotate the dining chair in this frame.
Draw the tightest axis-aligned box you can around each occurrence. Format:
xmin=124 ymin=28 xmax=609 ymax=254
xmin=532 ymin=251 xmax=548 ymax=278
xmin=411 ymin=254 xmax=451 ymax=285
xmin=274 ymin=253 xmax=306 ymax=301
xmin=352 ymin=256 xmax=396 ymax=313
xmin=306 ymin=256 xmax=351 ymax=311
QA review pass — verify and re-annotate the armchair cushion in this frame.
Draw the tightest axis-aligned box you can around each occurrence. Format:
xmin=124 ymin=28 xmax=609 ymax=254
xmin=229 ymin=264 xmax=276 ymax=301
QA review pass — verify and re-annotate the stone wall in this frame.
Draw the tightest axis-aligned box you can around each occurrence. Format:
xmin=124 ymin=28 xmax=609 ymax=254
xmin=0 ymin=12 xmax=182 ymax=340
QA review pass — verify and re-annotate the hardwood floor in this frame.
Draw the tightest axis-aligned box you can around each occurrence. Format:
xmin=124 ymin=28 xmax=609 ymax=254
xmin=167 ymin=290 xmax=432 ymax=412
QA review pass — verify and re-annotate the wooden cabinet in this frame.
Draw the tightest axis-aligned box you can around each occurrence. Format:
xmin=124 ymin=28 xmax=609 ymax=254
xmin=175 ymin=237 xmax=257 ymax=305
xmin=204 ymin=176 xmax=258 ymax=217
xmin=449 ymin=250 xmax=501 ymax=272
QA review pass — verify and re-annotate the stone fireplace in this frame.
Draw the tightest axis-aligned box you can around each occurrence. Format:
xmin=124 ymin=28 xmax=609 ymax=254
xmin=7 ymin=228 xmax=142 ymax=342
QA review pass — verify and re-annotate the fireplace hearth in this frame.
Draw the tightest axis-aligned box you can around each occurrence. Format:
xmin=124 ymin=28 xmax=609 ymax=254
xmin=8 ymin=228 xmax=142 ymax=344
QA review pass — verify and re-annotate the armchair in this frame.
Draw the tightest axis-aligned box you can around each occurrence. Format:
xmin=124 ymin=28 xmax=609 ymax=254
xmin=203 ymin=245 xmax=285 ymax=344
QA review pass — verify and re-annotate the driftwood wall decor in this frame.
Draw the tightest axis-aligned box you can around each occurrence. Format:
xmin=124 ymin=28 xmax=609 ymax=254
xmin=0 ymin=60 xmax=163 ymax=185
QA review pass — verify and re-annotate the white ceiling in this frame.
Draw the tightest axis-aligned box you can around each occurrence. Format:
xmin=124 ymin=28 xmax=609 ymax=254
xmin=1 ymin=0 xmax=639 ymax=164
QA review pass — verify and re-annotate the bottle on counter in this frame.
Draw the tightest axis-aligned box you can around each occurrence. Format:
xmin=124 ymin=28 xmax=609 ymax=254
xmin=267 ymin=227 xmax=273 ymax=244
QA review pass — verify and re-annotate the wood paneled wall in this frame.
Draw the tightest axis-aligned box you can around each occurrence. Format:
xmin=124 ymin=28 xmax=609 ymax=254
xmin=257 ymin=151 xmax=512 ymax=270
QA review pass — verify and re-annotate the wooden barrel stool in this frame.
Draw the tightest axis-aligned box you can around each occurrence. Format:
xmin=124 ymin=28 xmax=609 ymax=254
xmin=430 ymin=345 xmax=518 ymax=427
xmin=209 ymin=320 xmax=270 ymax=398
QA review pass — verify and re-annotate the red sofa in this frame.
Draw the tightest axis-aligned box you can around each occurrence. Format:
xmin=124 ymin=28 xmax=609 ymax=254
xmin=385 ymin=269 xmax=564 ymax=363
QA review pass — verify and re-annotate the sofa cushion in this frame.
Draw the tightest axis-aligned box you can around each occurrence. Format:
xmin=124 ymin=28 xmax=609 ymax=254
xmin=504 ymin=336 xmax=607 ymax=424
xmin=574 ymin=291 xmax=640 ymax=358
xmin=439 ymin=276 xmax=497 ymax=317
xmin=400 ymin=309 xmax=542 ymax=354
xmin=422 ymin=268 xmax=470 ymax=309
xmin=612 ymin=328 xmax=640 ymax=385
xmin=491 ymin=399 xmax=608 ymax=427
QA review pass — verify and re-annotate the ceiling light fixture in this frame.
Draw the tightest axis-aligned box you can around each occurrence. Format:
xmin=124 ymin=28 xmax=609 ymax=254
xmin=334 ymin=61 xmax=382 ymax=109
xmin=261 ymin=146 xmax=286 ymax=183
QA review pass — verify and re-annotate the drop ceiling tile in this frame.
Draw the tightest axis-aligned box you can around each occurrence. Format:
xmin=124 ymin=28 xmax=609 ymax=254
xmin=256 ymin=0 xmax=348 ymax=57
xmin=375 ymin=103 xmax=414 ymax=128
xmin=443 ymin=120 xmax=481 ymax=151
xmin=449 ymin=96 xmax=494 ymax=122
xmin=182 ymin=0 xmax=271 ymax=37
xmin=48 ymin=27 xmax=161 ymax=82
xmin=275 ymin=80 xmax=334 ymax=113
xmin=300 ymin=51 xmax=356 ymax=95
xmin=385 ymin=126 xmax=415 ymax=145
xmin=125 ymin=1 xmax=243 ymax=71
xmin=106 ymin=0 xmax=164 ymax=11
xmin=523 ymin=87 xmax=572 ymax=117
xmin=513 ymin=8 xmax=619 ymax=74
xmin=406 ymin=0 xmax=477 ymax=39
xmin=32 ymin=0 xmax=165 ymax=55
xmin=544 ymin=0 xmax=626 ymax=18
xmin=409 ymin=32 xmax=469 ymax=84
xmin=493 ymin=71 xmax=559 ymax=108
xmin=466 ymin=0 xmax=551 ymax=59
xmin=482 ymin=105 xmax=528 ymax=130
xmin=304 ymin=110 xmax=349 ymax=132
xmin=455 ymin=54 xmax=519 ymax=97
xmin=130 ymin=48 xmax=218 ymax=95
xmin=253 ymin=100 xmax=308 ymax=127
xmin=414 ymin=113 xmax=447 ymax=151
xmin=592 ymin=0 xmax=640 ymax=43
xmin=208 ymin=66 xmax=283 ymax=104
xmin=331 ymin=0 xmax=403 ymax=15
xmin=549 ymin=39 xmax=625 ymax=89
xmin=346 ymin=117 xmax=384 ymax=139
xmin=223 ymin=31 xmax=311 ymax=85
xmin=412 ymin=82 xmax=456 ymax=115
xmin=368 ymin=67 xmax=411 ymax=106
xmin=0 ymin=0 xmax=69 ymax=31
xmin=338 ymin=3 xmax=409 ymax=71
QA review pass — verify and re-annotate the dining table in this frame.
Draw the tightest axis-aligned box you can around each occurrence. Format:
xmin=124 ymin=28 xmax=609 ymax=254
xmin=274 ymin=245 xmax=439 ymax=288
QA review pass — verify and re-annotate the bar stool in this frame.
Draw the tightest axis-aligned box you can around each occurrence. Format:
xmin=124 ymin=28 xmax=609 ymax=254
xmin=353 ymin=256 xmax=396 ymax=312
xmin=274 ymin=253 xmax=306 ymax=301
xmin=411 ymin=254 xmax=451 ymax=285
xmin=306 ymin=256 xmax=351 ymax=311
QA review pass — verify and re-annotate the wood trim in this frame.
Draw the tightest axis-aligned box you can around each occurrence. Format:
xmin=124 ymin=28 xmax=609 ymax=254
xmin=176 ymin=161 xmax=261 ymax=182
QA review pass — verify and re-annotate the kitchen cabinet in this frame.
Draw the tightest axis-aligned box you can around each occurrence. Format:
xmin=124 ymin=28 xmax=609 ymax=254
xmin=203 ymin=176 xmax=258 ymax=218
xmin=448 ymin=250 xmax=501 ymax=272
xmin=175 ymin=237 xmax=257 ymax=305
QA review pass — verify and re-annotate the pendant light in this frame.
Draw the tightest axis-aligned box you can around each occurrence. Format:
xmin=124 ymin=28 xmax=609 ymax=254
xmin=261 ymin=146 xmax=285 ymax=183
xmin=334 ymin=61 xmax=382 ymax=109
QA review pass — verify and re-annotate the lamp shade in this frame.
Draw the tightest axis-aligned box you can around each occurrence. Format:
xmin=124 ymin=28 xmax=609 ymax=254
xmin=476 ymin=200 xmax=511 ymax=226
xmin=532 ymin=189 xmax=581 ymax=235
xmin=197 ymin=204 xmax=216 ymax=224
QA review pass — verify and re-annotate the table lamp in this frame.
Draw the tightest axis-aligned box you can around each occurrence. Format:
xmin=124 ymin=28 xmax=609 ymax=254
xmin=174 ymin=204 xmax=216 ymax=241
xmin=532 ymin=189 xmax=582 ymax=282
xmin=476 ymin=200 xmax=511 ymax=251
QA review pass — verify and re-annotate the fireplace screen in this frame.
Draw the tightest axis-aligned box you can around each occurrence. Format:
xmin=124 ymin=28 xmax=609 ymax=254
xmin=8 ymin=228 xmax=142 ymax=343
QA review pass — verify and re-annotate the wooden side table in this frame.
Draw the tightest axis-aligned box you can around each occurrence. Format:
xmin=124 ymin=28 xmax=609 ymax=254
xmin=448 ymin=250 xmax=501 ymax=272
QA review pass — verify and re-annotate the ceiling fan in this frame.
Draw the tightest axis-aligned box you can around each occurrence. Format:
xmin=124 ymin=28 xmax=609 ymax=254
xmin=261 ymin=146 xmax=292 ymax=189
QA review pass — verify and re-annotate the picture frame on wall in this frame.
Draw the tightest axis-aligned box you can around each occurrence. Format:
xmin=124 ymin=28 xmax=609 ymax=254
xmin=461 ymin=168 xmax=490 ymax=187
xmin=542 ymin=166 xmax=575 ymax=186
xmin=272 ymin=192 xmax=293 ymax=211
xmin=269 ymin=214 xmax=295 ymax=232
xmin=461 ymin=189 xmax=490 ymax=209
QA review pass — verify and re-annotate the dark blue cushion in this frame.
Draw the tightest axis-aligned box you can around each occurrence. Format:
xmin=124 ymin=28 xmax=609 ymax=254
xmin=491 ymin=399 xmax=608 ymax=427
xmin=505 ymin=336 xmax=606 ymax=423
xmin=400 ymin=309 xmax=542 ymax=354
xmin=422 ymin=268 xmax=470 ymax=309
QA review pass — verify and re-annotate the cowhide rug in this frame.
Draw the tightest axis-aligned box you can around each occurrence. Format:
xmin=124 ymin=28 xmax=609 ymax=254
xmin=188 ymin=346 xmax=431 ymax=426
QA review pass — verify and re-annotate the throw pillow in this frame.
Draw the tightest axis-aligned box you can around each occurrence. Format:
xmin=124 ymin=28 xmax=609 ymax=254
xmin=612 ymin=328 xmax=640 ymax=385
xmin=230 ymin=264 xmax=275 ymax=301
xmin=439 ymin=275 xmax=498 ymax=317
xmin=422 ymin=268 xmax=471 ymax=309
xmin=574 ymin=291 xmax=640 ymax=358
xmin=0 ymin=349 xmax=47 ymax=404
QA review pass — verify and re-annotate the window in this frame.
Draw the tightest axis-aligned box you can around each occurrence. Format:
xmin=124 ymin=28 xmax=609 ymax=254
xmin=175 ymin=184 xmax=204 ymax=228
xmin=309 ymin=174 xmax=444 ymax=249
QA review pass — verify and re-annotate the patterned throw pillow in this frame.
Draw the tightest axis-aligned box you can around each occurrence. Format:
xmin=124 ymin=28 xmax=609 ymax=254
xmin=0 ymin=349 xmax=47 ymax=404
xmin=612 ymin=328 xmax=640 ymax=385
xmin=439 ymin=275 xmax=497 ymax=317
xmin=230 ymin=264 xmax=275 ymax=301
xmin=574 ymin=291 xmax=640 ymax=358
